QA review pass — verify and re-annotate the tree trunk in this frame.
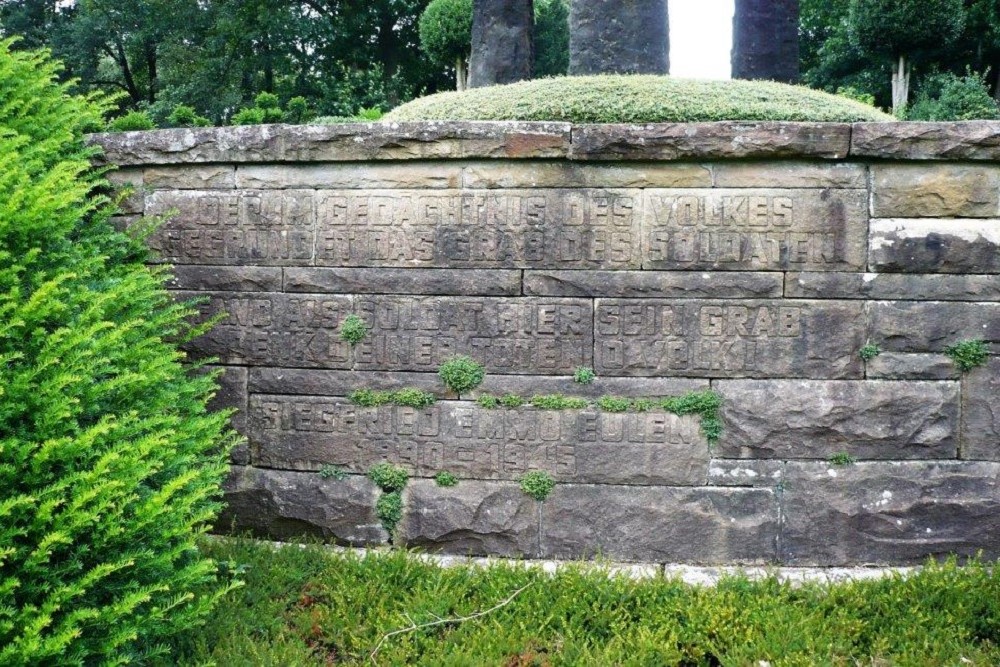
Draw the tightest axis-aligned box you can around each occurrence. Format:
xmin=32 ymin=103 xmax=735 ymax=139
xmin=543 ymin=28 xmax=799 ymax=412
xmin=569 ymin=0 xmax=669 ymax=75
xmin=891 ymin=54 xmax=911 ymax=116
xmin=113 ymin=39 xmax=142 ymax=106
xmin=144 ymin=40 xmax=157 ymax=105
xmin=456 ymin=56 xmax=468 ymax=91
xmin=469 ymin=0 xmax=534 ymax=88
xmin=731 ymin=0 xmax=799 ymax=83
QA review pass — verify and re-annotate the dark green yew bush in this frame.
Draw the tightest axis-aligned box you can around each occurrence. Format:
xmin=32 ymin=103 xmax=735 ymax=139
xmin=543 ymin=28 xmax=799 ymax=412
xmin=0 ymin=42 xmax=239 ymax=663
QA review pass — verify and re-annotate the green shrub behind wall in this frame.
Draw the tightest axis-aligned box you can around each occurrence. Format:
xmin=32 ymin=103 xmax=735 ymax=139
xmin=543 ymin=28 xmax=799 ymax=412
xmin=0 ymin=42 xmax=239 ymax=663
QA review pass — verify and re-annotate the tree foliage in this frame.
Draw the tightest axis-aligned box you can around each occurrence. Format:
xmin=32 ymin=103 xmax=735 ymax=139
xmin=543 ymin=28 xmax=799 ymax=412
xmin=907 ymin=70 xmax=1000 ymax=120
xmin=0 ymin=0 xmax=451 ymax=122
xmin=534 ymin=0 xmax=569 ymax=77
xmin=848 ymin=0 xmax=965 ymax=60
xmin=0 ymin=41 xmax=238 ymax=662
xmin=802 ymin=0 xmax=1000 ymax=116
xmin=419 ymin=0 xmax=473 ymax=69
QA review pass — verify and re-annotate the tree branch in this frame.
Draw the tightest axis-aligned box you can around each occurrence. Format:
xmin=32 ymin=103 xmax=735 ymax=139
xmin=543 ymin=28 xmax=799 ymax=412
xmin=368 ymin=583 xmax=532 ymax=664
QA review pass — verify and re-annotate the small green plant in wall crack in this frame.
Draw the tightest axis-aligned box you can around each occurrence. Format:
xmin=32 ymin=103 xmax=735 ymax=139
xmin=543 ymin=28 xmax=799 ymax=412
xmin=435 ymin=471 xmax=459 ymax=487
xmin=829 ymin=452 xmax=856 ymax=466
xmin=596 ymin=396 xmax=630 ymax=413
xmin=859 ymin=343 xmax=881 ymax=361
xmin=500 ymin=393 xmax=525 ymax=408
xmin=368 ymin=462 xmax=409 ymax=492
xmin=392 ymin=388 xmax=437 ymax=408
xmin=368 ymin=463 xmax=410 ymax=535
xmin=519 ymin=471 xmax=556 ymax=501
xmin=573 ymin=367 xmax=596 ymax=384
xmin=339 ymin=314 xmax=369 ymax=346
xmin=438 ymin=355 xmax=486 ymax=394
xmin=349 ymin=388 xmax=436 ymax=408
xmin=376 ymin=492 xmax=404 ymax=533
xmin=945 ymin=339 xmax=989 ymax=372
xmin=530 ymin=394 xmax=589 ymax=410
xmin=318 ymin=464 xmax=348 ymax=480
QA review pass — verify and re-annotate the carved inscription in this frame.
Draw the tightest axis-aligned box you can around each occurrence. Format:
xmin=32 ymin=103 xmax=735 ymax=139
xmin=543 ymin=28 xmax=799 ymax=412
xmin=594 ymin=299 xmax=866 ymax=378
xmin=146 ymin=189 xmax=642 ymax=269
xmin=249 ymin=397 xmax=708 ymax=485
xmin=179 ymin=293 xmax=592 ymax=374
xmin=643 ymin=189 xmax=868 ymax=271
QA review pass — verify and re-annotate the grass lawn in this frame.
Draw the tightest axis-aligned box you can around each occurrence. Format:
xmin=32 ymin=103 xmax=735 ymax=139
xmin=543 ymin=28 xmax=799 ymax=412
xmin=169 ymin=537 xmax=1000 ymax=666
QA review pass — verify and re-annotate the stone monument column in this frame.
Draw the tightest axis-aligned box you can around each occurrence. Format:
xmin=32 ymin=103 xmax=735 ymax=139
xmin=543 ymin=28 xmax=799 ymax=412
xmin=731 ymin=0 xmax=800 ymax=83
xmin=569 ymin=0 xmax=670 ymax=75
xmin=469 ymin=0 xmax=535 ymax=88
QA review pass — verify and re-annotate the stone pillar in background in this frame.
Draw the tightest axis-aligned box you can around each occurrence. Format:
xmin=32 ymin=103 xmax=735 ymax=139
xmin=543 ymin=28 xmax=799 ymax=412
xmin=469 ymin=0 xmax=535 ymax=88
xmin=731 ymin=0 xmax=800 ymax=83
xmin=569 ymin=0 xmax=670 ymax=75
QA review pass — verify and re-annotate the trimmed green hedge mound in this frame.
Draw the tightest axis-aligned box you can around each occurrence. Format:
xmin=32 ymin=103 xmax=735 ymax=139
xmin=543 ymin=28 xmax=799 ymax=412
xmin=0 ymin=42 xmax=238 ymax=663
xmin=386 ymin=75 xmax=893 ymax=123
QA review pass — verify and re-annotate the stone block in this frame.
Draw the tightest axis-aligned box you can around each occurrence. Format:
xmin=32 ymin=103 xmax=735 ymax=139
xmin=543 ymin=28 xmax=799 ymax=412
xmin=89 ymin=122 xmax=572 ymax=165
xmin=248 ymin=369 xmax=444 ymax=396
xmin=461 ymin=161 xmax=711 ymax=189
xmin=199 ymin=365 xmax=249 ymax=464
xmin=641 ymin=188 xmax=868 ymax=272
xmin=869 ymin=219 xmax=1000 ymax=273
xmin=786 ymin=272 xmax=1000 ymax=301
xmin=869 ymin=301 xmax=1000 ymax=353
xmin=248 ymin=397 xmax=709 ymax=486
xmin=180 ymin=293 xmax=593 ymax=375
xmin=282 ymin=122 xmax=572 ymax=161
xmin=962 ymin=358 xmax=1000 ymax=460
xmin=593 ymin=299 xmax=865 ymax=379
xmin=781 ymin=462 xmax=1000 ymax=565
xmin=716 ymin=380 xmax=960 ymax=460
xmin=236 ymin=162 xmax=462 ymax=189
xmin=865 ymin=353 xmax=960 ymax=380
xmin=144 ymin=189 xmax=316 ymax=266
xmin=145 ymin=188 xmax=644 ymax=270
xmin=707 ymin=460 xmax=784 ymax=487
xmin=284 ymin=268 xmax=521 ymax=296
xmin=144 ymin=165 xmax=235 ymax=189
xmin=524 ymin=270 xmax=783 ymax=298
xmin=166 ymin=266 xmax=282 ymax=292
xmin=540 ymin=485 xmax=778 ymax=563
xmin=107 ymin=168 xmax=145 ymax=215
xmin=872 ymin=164 xmax=1000 ymax=218
xmin=571 ymin=122 xmax=851 ymax=161
xmin=398 ymin=480 xmax=540 ymax=558
xmin=217 ymin=466 xmax=387 ymax=545
xmin=852 ymin=121 xmax=1000 ymax=161
xmin=712 ymin=162 xmax=866 ymax=189
xmin=470 ymin=374 xmax=709 ymax=399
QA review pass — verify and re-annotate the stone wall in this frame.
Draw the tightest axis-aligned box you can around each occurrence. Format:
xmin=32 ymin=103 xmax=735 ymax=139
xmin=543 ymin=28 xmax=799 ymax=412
xmin=91 ymin=121 xmax=1000 ymax=566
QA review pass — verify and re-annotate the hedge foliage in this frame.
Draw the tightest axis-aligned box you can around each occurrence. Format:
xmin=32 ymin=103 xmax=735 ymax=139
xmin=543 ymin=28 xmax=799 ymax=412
xmin=0 ymin=42 xmax=238 ymax=663
xmin=172 ymin=539 xmax=1000 ymax=665
xmin=386 ymin=74 xmax=893 ymax=123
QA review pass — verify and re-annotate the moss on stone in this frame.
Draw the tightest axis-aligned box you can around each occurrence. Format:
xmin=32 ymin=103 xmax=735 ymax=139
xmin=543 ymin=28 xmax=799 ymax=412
xmin=386 ymin=75 xmax=892 ymax=123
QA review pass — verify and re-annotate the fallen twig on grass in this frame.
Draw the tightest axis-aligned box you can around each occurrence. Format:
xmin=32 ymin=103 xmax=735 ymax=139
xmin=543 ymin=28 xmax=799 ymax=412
xmin=368 ymin=582 xmax=533 ymax=664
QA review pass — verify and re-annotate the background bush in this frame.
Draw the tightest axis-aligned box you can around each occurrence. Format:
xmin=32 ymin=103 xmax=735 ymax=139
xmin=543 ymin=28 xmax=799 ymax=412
xmin=0 ymin=42 xmax=238 ymax=663
xmin=907 ymin=70 xmax=1000 ymax=120
xmin=387 ymin=75 xmax=894 ymax=123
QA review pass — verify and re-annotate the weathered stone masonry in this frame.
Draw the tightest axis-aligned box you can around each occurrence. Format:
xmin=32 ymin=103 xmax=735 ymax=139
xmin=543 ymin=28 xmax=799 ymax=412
xmin=91 ymin=120 xmax=1000 ymax=565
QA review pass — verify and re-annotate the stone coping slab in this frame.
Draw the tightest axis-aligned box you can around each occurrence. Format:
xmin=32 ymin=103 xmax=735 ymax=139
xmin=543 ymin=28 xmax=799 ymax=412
xmin=89 ymin=121 xmax=1000 ymax=166
xmin=220 ymin=537 xmax=919 ymax=586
